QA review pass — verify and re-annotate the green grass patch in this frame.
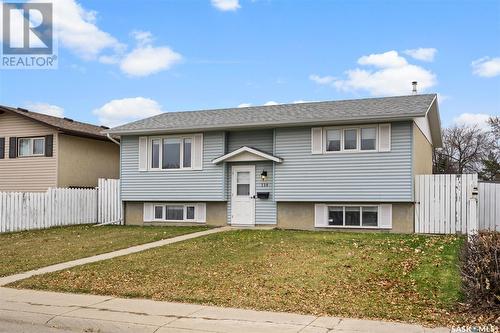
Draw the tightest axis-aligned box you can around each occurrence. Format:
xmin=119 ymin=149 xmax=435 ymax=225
xmin=0 ymin=225 xmax=209 ymax=277
xmin=10 ymin=229 xmax=464 ymax=326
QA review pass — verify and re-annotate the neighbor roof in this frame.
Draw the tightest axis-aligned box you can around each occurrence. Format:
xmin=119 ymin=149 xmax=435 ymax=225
xmin=0 ymin=105 xmax=110 ymax=140
xmin=107 ymin=94 xmax=438 ymax=135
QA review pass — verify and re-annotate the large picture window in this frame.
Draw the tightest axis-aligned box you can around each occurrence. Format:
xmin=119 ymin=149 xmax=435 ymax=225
xmin=18 ymin=137 xmax=45 ymax=157
xmin=326 ymin=205 xmax=379 ymax=228
xmin=150 ymin=136 xmax=193 ymax=170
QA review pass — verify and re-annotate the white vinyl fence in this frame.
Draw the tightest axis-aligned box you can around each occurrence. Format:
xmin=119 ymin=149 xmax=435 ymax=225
xmin=0 ymin=179 xmax=121 ymax=233
xmin=415 ymin=174 xmax=499 ymax=234
xmin=479 ymin=182 xmax=500 ymax=232
xmin=415 ymin=174 xmax=478 ymax=234
xmin=97 ymin=178 xmax=122 ymax=225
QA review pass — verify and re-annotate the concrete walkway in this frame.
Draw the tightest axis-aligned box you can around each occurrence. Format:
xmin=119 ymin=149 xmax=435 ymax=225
xmin=0 ymin=288 xmax=450 ymax=333
xmin=0 ymin=227 xmax=230 ymax=286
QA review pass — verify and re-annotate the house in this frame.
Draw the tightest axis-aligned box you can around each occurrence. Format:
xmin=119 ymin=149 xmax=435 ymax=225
xmin=107 ymin=94 xmax=442 ymax=233
xmin=0 ymin=106 xmax=120 ymax=192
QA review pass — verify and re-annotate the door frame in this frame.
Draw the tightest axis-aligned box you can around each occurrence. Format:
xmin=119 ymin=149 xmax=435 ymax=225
xmin=231 ymin=165 xmax=256 ymax=225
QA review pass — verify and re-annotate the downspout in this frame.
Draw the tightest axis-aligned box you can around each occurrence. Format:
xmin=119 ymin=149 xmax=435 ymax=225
xmin=106 ymin=133 xmax=120 ymax=145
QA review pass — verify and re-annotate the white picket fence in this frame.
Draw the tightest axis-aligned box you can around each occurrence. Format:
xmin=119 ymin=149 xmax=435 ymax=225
xmin=479 ymin=182 xmax=500 ymax=232
xmin=415 ymin=174 xmax=499 ymax=234
xmin=0 ymin=179 xmax=121 ymax=233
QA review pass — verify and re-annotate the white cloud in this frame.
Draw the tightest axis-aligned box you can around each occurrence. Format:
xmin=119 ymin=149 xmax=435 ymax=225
xmin=292 ymin=100 xmax=313 ymax=104
xmin=309 ymin=74 xmax=336 ymax=85
xmin=93 ymin=97 xmax=163 ymax=127
xmin=472 ymin=57 xmax=500 ymax=77
xmin=118 ymin=30 xmax=182 ymax=77
xmin=264 ymin=101 xmax=279 ymax=106
xmin=211 ymin=0 xmax=241 ymax=11
xmin=120 ymin=46 xmax=182 ymax=77
xmin=453 ymin=113 xmax=491 ymax=130
xmin=238 ymin=103 xmax=252 ymax=108
xmin=40 ymin=0 xmax=124 ymax=60
xmin=25 ymin=102 xmax=64 ymax=117
xmin=311 ymin=50 xmax=437 ymax=96
xmin=358 ymin=50 xmax=408 ymax=68
xmin=403 ymin=48 xmax=437 ymax=62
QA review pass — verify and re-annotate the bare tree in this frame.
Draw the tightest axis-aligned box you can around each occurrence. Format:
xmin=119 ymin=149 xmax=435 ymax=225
xmin=433 ymin=125 xmax=493 ymax=174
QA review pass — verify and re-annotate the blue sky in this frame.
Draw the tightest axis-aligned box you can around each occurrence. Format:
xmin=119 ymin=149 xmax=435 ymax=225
xmin=1 ymin=0 xmax=499 ymax=128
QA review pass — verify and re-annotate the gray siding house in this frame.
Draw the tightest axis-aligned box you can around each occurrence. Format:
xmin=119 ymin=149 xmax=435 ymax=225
xmin=107 ymin=94 xmax=442 ymax=233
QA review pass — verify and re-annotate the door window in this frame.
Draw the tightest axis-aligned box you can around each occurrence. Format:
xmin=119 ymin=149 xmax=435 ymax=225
xmin=236 ymin=171 xmax=250 ymax=196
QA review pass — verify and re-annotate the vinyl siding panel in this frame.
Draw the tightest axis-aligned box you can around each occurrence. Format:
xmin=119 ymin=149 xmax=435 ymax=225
xmin=226 ymin=161 xmax=276 ymax=225
xmin=227 ymin=129 xmax=273 ymax=154
xmin=121 ymin=132 xmax=225 ymax=201
xmin=274 ymin=122 xmax=413 ymax=201
xmin=0 ymin=112 xmax=58 ymax=191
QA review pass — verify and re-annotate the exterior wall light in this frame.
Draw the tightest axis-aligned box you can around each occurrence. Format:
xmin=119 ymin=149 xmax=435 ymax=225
xmin=260 ymin=170 xmax=268 ymax=182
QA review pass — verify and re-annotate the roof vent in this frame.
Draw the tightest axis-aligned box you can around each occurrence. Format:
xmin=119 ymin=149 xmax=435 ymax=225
xmin=17 ymin=107 xmax=29 ymax=112
xmin=63 ymin=117 xmax=74 ymax=122
xmin=412 ymin=81 xmax=418 ymax=95
xmin=100 ymin=125 xmax=109 ymax=129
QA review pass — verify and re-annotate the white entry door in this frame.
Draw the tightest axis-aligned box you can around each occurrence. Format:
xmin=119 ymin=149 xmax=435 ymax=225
xmin=231 ymin=165 xmax=256 ymax=225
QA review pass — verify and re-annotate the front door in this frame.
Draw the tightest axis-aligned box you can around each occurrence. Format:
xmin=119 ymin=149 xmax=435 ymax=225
xmin=231 ymin=165 xmax=255 ymax=225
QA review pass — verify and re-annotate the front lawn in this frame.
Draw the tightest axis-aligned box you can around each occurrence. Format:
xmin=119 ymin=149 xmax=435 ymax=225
xmin=10 ymin=230 xmax=464 ymax=326
xmin=0 ymin=225 xmax=209 ymax=277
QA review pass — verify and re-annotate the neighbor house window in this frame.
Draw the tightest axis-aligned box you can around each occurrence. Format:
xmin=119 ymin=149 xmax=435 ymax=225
xmin=18 ymin=137 xmax=45 ymax=157
xmin=151 ymin=139 xmax=161 ymax=169
xmin=183 ymin=139 xmax=192 ymax=168
xmin=344 ymin=129 xmax=358 ymax=150
xmin=326 ymin=129 xmax=341 ymax=152
xmin=326 ymin=205 xmax=379 ymax=228
xmin=361 ymin=127 xmax=377 ymax=151
xmin=163 ymin=138 xmax=181 ymax=169
xmin=150 ymin=136 xmax=193 ymax=170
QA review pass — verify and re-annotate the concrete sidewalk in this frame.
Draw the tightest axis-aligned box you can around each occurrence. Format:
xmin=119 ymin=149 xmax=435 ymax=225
xmin=0 ymin=288 xmax=450 ymax=333
xmin=0 ymin=227 xmax=230 ymax=287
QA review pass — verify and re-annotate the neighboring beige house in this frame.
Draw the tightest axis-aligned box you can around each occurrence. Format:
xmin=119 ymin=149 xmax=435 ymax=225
xmin=0 ymin=105 xmax=120 ymax=192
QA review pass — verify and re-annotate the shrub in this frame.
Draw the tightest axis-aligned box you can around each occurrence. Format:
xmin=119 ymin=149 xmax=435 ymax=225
xmin=460 ymin=231 xmax=500 ymax=317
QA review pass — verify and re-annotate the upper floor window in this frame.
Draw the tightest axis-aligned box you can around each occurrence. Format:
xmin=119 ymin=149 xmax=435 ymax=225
xmin=324 ymin=126 xmax=377 ymax=153
xmin=150 ymin=136 xmax=193 ymax=170
xmin=18 ymin=137 xmax=45 ymax=157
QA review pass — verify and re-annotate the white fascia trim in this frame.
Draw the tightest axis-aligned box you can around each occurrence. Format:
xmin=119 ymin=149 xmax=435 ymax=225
xmin=212 ymin=146 xmax=283 ymax=164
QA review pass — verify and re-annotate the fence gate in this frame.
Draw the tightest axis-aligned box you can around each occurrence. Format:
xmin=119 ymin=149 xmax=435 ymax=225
xmin=478 ymin=182 xmax=500 ymax=232
xmin=97 ymin=178 xmax=122 ymax=225
xmin=415 ymin=174 xmax=478 ymax=234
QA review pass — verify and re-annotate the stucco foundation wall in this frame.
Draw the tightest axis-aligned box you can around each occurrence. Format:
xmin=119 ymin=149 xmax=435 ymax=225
xmin=277 ymin=202 xmax=414 ymax=233
xmin=58 ymin=134 xmax=119 ymax=188
xmin=413 ymin=124 xmax=433 ymax=175
xmin=123 ymin=201 xmax=228 ymax=227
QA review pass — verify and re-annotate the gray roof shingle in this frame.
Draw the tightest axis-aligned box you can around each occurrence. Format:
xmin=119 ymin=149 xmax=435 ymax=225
xmin=107 ymin=94 xmax=437 ymax=134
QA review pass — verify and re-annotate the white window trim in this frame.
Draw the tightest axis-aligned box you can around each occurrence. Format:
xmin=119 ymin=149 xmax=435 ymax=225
xmin=325 ymin=204 xmax=380 ymax=229
xmin=148 ymin=134 xmax=195 ymax=171
xmin=323 ymin=125 xmax=378 ymax=154
xmin=18 ymin=137 xmax=45 ymax=157
xmin=146 ymin=203 xmax=205 ymax=223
